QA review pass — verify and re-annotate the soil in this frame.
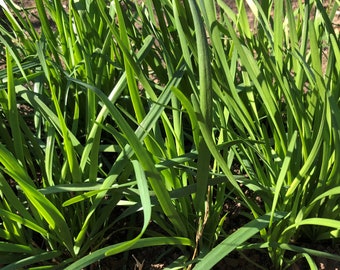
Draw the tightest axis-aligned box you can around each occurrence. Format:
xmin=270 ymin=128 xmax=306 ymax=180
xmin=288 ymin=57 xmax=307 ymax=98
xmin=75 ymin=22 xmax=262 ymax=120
xmin=1 ymin=0 xmax=340 ymax=269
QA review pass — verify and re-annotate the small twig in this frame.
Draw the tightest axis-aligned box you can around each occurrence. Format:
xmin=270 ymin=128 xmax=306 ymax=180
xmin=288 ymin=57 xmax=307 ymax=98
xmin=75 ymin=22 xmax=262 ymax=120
xmin=188 ymin=188 xmax=211 ymax=270
xmin=132 ymin=254 xmax=145 ymax=270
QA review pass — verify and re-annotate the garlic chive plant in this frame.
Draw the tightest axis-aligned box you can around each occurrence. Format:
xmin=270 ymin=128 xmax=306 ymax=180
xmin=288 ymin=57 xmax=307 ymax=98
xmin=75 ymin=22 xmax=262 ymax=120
xmin=0 ymin=0 xmax=339 ymax=269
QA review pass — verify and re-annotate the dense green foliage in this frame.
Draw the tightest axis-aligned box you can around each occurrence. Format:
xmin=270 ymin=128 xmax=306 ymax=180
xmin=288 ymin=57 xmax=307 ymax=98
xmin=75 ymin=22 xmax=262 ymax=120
xmin=0 ymin=0 xmax=340 ymax=269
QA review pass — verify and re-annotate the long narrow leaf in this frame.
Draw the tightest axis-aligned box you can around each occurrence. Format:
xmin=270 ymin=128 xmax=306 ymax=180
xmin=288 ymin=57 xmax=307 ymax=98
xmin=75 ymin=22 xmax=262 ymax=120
xmin=193 ymin=212 xmax=285 ymax=269
xmin=65 ymin=237 xmax=193 ymax=270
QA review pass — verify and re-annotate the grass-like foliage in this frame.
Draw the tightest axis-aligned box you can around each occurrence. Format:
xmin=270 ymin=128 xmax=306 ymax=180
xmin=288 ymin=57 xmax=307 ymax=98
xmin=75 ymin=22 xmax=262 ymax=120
xmin=0 ymin=0 xmax=340 ymax=269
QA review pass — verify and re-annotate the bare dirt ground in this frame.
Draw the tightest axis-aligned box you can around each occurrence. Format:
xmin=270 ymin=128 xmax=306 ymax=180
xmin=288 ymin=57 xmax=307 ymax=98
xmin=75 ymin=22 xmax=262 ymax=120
xmin=1 ymin=0 xmax=340 ymax=269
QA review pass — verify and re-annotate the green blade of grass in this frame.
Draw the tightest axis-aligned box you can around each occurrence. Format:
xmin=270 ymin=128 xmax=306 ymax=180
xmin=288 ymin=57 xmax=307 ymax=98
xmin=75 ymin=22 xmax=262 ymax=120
xmin=104 ymin=159 xmax=151 ymax=256
xmin=65 ymin=236 xmax=193 ymax=270
xmin=62 ymin=189 xmax=110 ymax=207
xmin=188 ymin=1 xmax=212 ymax=250
xmin=35 ymin=0 xmax=60 ymax=65
xmin=0 ymin=144 xmax=74 ymax=256
xmin=283 ymin=218 xmax=340 ymax=235
xmin=78 ymin=35 xmax=155 ymax=172
xmin=39 ymin=181 xmax=130 ymax=195
xmin=191 ymin=94 xmax=259 ymax=214
xmin=71 ymin=63 xmax=187 ymax=253
xmin=173 ymin=0 xmax=194 ymax=71
xmin=16 ymin=87 xmax=83 ymax=155
xmin=0 ymin=172 xmax=34 ymax=222
xmin=5 ymin=48 xmax=25 ymax=168
xmin=0 ymin=242 xmax=38 ymax=254
xmin=284 ymin=109 xmax=325 ymax=200
xmin=193 ymin=212 xmax=285 ymax=269
xmin=0 ymin=208 xmax=49 ymax=238
xmin=171 ymin=87 xmax=200 ymax=147
xmin=1 ymin=250 xmax=62 ymax=270
xmin=97 ymin=0 xmax=157 ymax=100
xmin=278 ymin=242 xmax=340 ymax=263
xmin=115 ymin=0 xmax=145 ymax=123
xmin=270 ymin=130 xmax=297 ymax=225
xmin=273 ymin=0 xmax=283 ymax=70
xmin=35 ymin=41 xmax=81 ymax=183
